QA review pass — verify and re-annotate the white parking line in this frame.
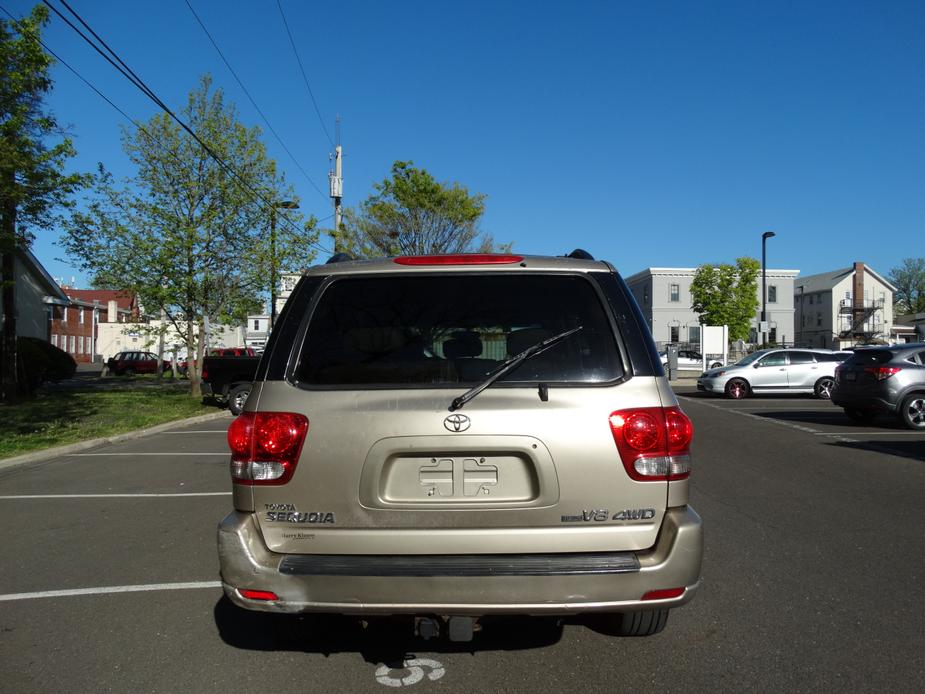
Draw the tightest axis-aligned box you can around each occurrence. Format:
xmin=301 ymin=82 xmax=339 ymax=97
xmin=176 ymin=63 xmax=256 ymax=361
xmin=680 ymin=396 xmax=823 ymax=435
xmin=0 ymin=493 xmax=231 ymax=499
xmin=0 ymin=581 xmax=222 ymax=602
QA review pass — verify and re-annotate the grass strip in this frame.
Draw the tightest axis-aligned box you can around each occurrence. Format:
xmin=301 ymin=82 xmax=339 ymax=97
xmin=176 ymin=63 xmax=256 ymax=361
xmin=0 ymin=389 xmax=214 ymax=459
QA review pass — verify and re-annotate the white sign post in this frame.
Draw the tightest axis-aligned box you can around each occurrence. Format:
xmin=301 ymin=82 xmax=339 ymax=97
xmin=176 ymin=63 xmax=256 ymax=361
xmin=701 ymin=325 xmax=729 ymax=370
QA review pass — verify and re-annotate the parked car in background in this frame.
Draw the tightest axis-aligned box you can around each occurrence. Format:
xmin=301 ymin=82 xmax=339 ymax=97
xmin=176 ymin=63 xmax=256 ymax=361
xmin=831 ymin=343 xmax=925 ymax=429
xmin=218 ymin=251 xmax=702 ymax=640
xmin=200 ymin=351 xmax=260 ymax=414
xmin=659 ymin=349 xmax=723 ymax=371
xmin=697 ymin=348 xmax=848 ymax=399
xmin=105 ymin=351 xmax=170 ymax=376
xmin=178 ymin=347 xmax=257 ymax=375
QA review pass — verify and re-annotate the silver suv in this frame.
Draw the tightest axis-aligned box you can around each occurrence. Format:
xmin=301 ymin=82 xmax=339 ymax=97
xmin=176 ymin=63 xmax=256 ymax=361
xmin=217 ymin=252 xmax=702 ymax=640
xmin=697 ymin=348 xmax=847 ymax=399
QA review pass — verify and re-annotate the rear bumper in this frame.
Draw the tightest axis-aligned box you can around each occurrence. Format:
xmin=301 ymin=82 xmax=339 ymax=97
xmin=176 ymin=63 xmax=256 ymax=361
xmin=217 ymin=506 xmax=703 ymax=616
xmin=831 ymin=392 xmax=895 ymax=413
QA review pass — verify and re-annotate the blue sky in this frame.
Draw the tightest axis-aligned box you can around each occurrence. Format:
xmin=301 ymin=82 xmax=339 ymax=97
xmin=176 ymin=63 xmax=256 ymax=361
xmin=10 ymin=0 xmax=925 ymax=287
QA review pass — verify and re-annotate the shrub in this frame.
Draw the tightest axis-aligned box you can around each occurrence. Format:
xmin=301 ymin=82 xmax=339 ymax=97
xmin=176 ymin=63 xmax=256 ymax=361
xmin=16 ymin=337 xmax=77 ymax=393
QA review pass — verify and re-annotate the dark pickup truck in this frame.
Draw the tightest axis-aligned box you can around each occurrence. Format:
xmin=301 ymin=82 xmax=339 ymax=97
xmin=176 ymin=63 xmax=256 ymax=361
xmin=201 ymin=353 xmax=260 ymax=415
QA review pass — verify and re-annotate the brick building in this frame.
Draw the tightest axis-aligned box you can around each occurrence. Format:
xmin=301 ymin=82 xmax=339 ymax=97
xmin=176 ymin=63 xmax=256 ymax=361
xmin=49 ymin=290 xmax=137 ymax=363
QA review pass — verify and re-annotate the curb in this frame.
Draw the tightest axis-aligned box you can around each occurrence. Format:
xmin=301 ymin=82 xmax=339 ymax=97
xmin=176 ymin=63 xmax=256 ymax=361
xmin=0 ymin=410 xmax=233 ymax=474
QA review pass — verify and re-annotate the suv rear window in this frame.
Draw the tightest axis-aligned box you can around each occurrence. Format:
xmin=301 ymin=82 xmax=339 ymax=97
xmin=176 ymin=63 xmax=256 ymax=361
xmin=293 ymin=274 xmax=624 ymax=386
xmin=844 ymin=349 xmax=893 ymax=366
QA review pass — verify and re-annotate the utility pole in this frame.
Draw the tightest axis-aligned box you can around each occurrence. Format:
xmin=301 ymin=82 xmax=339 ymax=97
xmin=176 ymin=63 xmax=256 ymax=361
xmin=329 ymin=116 xmax=343 ymax=253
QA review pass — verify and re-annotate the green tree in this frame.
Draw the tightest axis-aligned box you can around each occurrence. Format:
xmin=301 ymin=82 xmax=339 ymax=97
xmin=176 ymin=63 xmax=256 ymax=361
xmin=690 ymin=257 xmax=760 ymax=342
xmin=338 ymin=160 xmax=506 ymax=257
xmin=1 ymin=6 xmax=86 ymax=401
xmin=62 ymin=76 xmax=318 ymax=396
xmin=888 ymin=258 xmax=925 ymax=315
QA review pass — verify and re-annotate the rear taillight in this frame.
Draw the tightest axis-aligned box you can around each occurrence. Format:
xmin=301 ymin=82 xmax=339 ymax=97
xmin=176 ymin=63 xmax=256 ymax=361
xmin=393 ymin=254 xmax=524 ymax=265
xmin=201 ymin=367 xmax=208 ymax=380
xmin=609 ymin=406 xmax=693 ymax=481
xmin=227 ymin=412 xmax=309 ymax=485
xmin=864 ymin=366 xmax=902 ymax=381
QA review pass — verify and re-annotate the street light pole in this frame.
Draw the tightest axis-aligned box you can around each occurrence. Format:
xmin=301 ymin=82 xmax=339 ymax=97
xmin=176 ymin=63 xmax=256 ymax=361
xmin=761 ymin=231 xmax=776 ymax=346
xmin=269 ymin=201 xmax=299 ymax=330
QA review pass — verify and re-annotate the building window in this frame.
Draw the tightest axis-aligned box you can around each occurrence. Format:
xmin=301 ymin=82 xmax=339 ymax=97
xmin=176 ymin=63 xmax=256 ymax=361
xmin=688 ymin=325 xmax=700 ymax=346
xmin=669 ymin=284 xmax=680 ymax=302
xmin=769 ymin=327 xmax=777 ymax=343
xmin=51 ymin=334 xmax=57 ymax=348
xmin=254 ymin=319 xmax=260 ymax=330
xmin=69 ymin=336 xmax=76 ymax=353
xmin=768 ymin=285 xmax=777 ymax=303
xmin=63 ymin=307 xmax=68 ymax=323
xmin=670 ymin=326 xmax=680 ymax=342
xmin=79 ymin=336 xmax=84 ymax=354
xmin=817 ymin=313 xmax=823 ymax=327
xmin=79 ymin=308 xmax=84 ymax=324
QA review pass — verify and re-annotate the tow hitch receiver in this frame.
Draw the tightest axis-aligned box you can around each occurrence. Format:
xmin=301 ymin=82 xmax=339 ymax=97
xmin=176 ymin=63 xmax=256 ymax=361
xmin=414 ymin=616 xmax=476 ymax=642
xmin=447 ymin=616 xmax=474 ymax=642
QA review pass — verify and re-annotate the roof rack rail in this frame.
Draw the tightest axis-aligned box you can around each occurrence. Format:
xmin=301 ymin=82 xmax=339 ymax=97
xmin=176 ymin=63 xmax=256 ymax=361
xmin=566 ymin=248 xmax=594 ymax=260
xmin=326 ymin=252 xmax=355 ymax=264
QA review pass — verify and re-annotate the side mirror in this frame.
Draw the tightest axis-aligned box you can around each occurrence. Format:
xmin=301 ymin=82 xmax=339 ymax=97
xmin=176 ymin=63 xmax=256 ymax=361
xmin=753 ymin=362 xmax=761 ymax=368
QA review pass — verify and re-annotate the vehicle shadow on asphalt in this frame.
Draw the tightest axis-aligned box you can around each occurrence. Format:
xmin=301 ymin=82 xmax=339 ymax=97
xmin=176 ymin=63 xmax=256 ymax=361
xmin=827 ymin=439 xmax=925 ymax=463
xmin=213 ymin=597 xmax=566 ymax=659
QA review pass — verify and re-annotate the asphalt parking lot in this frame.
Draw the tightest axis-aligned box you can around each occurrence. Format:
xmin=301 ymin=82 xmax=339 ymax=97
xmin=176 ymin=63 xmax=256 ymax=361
xmin=1 ymin=392 xmax=924 ymax=693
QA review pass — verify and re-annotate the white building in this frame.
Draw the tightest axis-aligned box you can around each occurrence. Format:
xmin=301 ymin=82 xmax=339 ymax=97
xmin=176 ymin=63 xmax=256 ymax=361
xmin=794 ymin=262 xmax=895 ymax=349
xmin=96 ymin=320 xmax=245 ymax=362
xmin=625 ymin=267 xmax=799 ymax=348
xmin=7 ymin=247 xmax=69 ymax=340
xmin=245 ymin=314 xmax=270 ymax=351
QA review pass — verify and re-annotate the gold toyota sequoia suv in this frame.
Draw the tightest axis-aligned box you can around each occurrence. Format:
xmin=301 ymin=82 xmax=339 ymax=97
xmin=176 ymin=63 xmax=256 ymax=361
xmin=217 ymin=250 xmax=703 ymax=641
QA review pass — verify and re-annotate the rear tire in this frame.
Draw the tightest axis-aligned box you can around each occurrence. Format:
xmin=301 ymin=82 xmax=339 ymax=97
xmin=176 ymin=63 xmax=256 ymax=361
xmin=610 ymin=609 xmax=669 ymax=636
xmin=228 ymin=384 xmax=251 ymax=416
xmin=897 ymin=393 xmax=925 ymax=430
xmin=814 ymin=376 xmax=835 ymax=399
xmin=844 ymin=408 xmax=874 ymax=424
xmin=724 ymin=378 xmax=749 ymax=399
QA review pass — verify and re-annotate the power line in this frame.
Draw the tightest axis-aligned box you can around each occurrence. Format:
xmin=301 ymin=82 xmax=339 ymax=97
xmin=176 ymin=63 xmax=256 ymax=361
xmin=183 ymin=0 xmax=327 ymax=200
xmin=275 ymin=0 xmax=334 ymax=148
xmin=0 ymin=5 xmax=139 ymax=130
xmin=37 ymin=0 xmax=331 ymax=255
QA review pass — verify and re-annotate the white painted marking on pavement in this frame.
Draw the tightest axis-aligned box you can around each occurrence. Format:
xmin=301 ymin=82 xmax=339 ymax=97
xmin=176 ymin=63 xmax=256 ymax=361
xmin=0 ymin=581 xmax=222 ymax=602
xmin=679 ymin=396 xmax=823 ymax=434
xmin=0 ymin=493 xmax=231 ymax=499
xmin=375 ymin=658 xmax=446 ymax=687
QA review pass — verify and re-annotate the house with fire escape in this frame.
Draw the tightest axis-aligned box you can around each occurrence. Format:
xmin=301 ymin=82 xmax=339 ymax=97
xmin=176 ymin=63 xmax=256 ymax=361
xmin=794 ymin=262 xmax=896 ymax=349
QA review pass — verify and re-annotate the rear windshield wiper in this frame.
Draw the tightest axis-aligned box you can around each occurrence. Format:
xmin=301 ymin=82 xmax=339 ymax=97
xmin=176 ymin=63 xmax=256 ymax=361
xmin=449 ymin=326 xmax=583 ymax=411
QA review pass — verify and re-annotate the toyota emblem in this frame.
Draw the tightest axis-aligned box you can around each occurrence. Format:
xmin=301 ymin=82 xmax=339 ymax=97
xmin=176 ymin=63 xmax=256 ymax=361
xmin=443 ymin=414 xmax=471 ymax=432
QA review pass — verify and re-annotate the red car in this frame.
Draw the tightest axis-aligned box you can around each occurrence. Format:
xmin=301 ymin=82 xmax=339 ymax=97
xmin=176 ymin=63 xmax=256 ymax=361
xmin=106 ymin=351 xmax=171 ymax=376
